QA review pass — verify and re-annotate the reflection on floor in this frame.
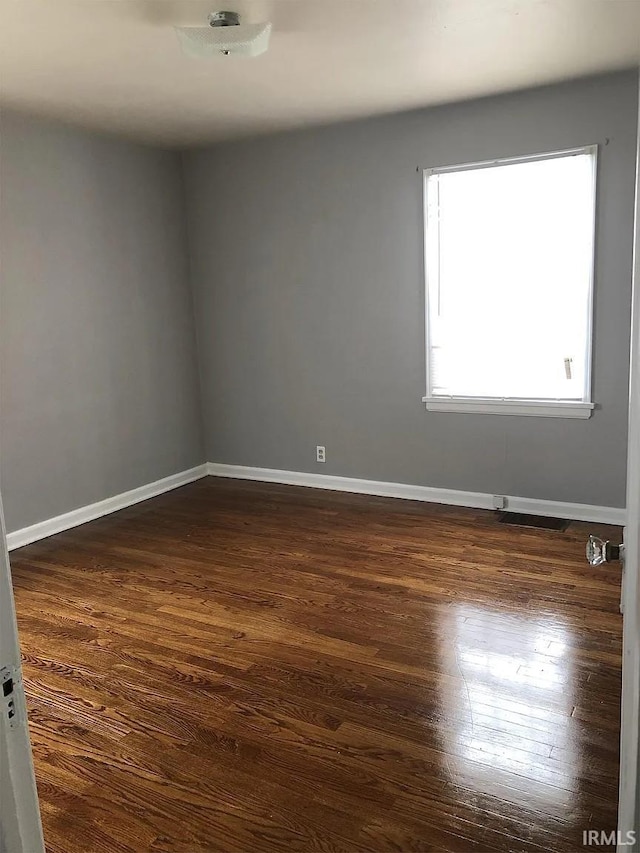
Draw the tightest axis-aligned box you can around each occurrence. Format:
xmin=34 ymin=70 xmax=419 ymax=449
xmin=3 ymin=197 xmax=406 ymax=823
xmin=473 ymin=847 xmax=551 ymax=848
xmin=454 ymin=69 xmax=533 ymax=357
xmin=10 ymin=477 xmax=622 ymax=852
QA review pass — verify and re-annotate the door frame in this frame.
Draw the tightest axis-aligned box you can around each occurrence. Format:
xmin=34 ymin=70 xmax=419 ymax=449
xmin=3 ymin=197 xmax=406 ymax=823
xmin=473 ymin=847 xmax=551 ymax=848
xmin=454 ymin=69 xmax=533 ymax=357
xmin=0 ymin=491 xmax=44 ymax=853
xmin=617 ymin=72 xmax=640 ymax=852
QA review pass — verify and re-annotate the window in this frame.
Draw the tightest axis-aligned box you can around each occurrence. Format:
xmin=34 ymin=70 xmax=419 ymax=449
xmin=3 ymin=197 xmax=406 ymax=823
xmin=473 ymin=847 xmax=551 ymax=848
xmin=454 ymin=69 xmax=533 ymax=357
xmin=423 ymin=146 xmax=597 ymax=418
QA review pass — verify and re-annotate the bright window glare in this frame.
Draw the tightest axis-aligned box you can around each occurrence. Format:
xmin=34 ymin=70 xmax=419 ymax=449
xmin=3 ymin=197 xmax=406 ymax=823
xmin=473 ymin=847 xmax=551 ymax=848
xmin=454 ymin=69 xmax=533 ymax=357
xmin=425 ymin=150 xmax=596 ymax=402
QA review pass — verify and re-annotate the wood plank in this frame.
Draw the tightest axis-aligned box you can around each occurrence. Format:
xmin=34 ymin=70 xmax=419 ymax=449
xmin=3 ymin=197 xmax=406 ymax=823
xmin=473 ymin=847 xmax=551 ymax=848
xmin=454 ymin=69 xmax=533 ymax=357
xmin=10 ymin=477 xmax=622 ymax=852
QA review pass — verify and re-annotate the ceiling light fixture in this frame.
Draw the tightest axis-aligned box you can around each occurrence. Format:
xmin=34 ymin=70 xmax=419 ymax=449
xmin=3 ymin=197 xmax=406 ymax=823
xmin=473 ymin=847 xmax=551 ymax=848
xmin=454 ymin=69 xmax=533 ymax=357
xmin=175 ymin=11 xmax=272 ymax=59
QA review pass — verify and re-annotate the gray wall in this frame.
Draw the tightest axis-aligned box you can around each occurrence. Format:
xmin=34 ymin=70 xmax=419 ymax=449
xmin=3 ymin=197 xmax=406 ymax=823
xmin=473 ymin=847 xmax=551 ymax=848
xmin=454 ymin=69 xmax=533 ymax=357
xmin=184 ymin=71 xmax=638 ymax=508
xmin=0 ymin=112 xmax=204 ymax=532
xmin=1 ymin=72 xmax=635 ymax=529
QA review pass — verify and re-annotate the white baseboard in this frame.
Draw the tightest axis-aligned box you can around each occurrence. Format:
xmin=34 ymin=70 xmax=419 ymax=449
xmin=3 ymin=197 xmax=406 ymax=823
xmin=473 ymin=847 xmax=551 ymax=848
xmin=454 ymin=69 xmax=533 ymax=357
xmin=6 ymin=465 xmax=208 ymax=551
xmin=6 ymin=460 xmax=624 ymax=552
xmin=206 ymin=463 xmax=626 ymax=526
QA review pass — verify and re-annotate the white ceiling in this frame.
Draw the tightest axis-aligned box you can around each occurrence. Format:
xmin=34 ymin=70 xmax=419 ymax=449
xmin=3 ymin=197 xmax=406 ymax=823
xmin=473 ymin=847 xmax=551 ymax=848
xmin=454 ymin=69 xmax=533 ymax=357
xmin=0 ymin=0 xmax=638 ymax=148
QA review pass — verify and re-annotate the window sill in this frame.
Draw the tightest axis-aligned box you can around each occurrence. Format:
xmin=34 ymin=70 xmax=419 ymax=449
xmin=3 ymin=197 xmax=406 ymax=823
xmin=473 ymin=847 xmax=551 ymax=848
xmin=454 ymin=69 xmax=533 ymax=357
xmin=422 ymin=397 xmax=594 ymax=419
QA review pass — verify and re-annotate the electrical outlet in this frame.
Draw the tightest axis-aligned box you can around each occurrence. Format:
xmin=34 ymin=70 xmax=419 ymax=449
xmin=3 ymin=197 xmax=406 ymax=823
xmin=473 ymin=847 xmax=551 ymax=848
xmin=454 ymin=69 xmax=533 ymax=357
xmin=492 ymin=495 xmax=507 ymax=510
xmin=316 ymin=445 xmax=326 ymax=463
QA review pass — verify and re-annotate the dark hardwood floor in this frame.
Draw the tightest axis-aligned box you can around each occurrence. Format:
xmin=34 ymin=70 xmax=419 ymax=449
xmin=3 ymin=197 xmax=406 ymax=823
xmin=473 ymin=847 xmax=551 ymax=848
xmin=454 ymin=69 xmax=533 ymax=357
xmin=9 ymin=478 xmax=622 ymax=852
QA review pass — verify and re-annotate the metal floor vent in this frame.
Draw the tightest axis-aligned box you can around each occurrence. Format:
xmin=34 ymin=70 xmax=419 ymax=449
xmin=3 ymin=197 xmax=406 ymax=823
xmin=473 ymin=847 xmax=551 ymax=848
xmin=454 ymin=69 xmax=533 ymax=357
xmin=496 ymin=511 xmax=569 ymax=531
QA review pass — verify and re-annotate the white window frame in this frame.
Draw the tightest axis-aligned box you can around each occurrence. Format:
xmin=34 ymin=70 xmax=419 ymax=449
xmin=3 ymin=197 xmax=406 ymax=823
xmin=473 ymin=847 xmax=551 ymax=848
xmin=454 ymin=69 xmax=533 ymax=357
xmin=422 ymin=145 xmax=598 ymax=419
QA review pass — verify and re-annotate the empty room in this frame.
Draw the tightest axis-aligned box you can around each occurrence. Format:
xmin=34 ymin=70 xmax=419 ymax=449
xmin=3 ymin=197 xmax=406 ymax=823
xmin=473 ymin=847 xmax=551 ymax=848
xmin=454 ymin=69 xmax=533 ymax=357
xmin=1 ymin=1 xmax=639 ymax=852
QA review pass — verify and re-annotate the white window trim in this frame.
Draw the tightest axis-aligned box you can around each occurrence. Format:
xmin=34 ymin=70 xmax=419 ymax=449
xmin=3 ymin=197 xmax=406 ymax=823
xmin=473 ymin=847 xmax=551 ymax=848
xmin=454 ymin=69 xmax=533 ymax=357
xmin=421 ymin=397 xmax=595 ymax=418
xmin=422 ymin=145 xmax=598 ymax=419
